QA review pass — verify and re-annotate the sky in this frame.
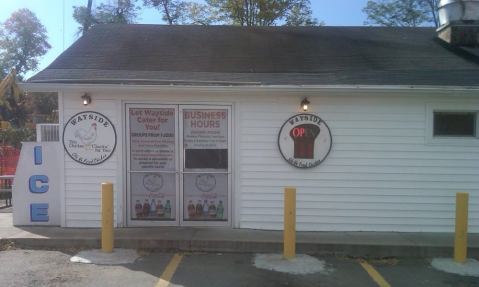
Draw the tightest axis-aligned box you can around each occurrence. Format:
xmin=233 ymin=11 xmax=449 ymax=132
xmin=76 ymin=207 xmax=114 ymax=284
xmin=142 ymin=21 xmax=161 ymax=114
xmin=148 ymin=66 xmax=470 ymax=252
xmin=0 ymin=0 xmax=369 ymax=78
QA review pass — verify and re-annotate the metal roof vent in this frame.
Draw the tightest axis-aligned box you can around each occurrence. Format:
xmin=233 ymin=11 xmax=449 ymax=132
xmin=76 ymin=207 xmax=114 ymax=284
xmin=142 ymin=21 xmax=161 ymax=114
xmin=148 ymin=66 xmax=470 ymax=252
xmin=437 ymin=0 xmax=479 ymax=46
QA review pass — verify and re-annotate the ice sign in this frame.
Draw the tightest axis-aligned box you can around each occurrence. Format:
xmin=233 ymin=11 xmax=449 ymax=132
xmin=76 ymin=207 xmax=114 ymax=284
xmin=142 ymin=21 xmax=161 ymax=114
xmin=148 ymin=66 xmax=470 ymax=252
xmin=12 ymin=142 xmax=61 ymax=226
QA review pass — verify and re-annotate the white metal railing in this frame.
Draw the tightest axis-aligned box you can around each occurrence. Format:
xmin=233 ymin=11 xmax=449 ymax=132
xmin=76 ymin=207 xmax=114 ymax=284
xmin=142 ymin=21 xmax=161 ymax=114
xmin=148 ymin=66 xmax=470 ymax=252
xmin=36 ymin=124 xmax=60 ymax=142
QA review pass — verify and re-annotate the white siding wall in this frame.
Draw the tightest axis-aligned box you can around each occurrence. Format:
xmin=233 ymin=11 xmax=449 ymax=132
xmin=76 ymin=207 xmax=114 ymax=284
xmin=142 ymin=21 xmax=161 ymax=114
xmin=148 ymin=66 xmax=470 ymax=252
xmin=59 ymin=87 xmax=479 ymax=232
xmin=238 ymin=94 xmax=479 ymax=232
xmin=62 ymin=95 xmax=120 ymax=227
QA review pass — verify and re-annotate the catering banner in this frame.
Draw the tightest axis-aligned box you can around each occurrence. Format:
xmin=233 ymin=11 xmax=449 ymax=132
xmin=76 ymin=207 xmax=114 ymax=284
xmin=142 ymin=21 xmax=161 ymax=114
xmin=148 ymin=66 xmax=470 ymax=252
xmin=129 ymin=108 xmax=176 ymax=171
xmin=128 ymin=107 xmax=177 ymax=221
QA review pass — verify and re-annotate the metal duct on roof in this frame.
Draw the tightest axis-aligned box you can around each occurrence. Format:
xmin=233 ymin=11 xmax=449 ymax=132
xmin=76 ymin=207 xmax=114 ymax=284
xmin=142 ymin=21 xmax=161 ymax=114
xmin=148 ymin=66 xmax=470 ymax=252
xmin=437 ymin=0 xmax=479 ymax=46
xmin=438 ymin=0 xmax=479 ymax=25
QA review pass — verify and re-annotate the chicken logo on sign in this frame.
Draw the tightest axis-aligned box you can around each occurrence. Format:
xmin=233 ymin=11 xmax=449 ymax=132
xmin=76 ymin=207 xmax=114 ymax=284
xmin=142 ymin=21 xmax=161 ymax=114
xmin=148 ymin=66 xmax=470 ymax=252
xmin=75 ymin=123 xmax=97 ymax=145
xmin=278 ymin=113 xmax=332 ymax=169
xmin=63 ymin=111 xmax=117 ymax=165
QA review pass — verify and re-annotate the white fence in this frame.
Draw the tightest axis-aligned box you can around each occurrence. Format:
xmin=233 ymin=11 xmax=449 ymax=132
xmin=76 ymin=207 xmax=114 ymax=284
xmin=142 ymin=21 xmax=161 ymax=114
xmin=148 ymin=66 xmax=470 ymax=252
xmin=36 ymin=124 xmax=60 ymax=142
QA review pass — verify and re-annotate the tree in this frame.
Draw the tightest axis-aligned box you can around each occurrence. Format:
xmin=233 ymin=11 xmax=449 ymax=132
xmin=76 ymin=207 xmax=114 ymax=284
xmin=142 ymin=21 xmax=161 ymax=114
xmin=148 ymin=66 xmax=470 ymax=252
xmin=80 ymin=0 xmax=318 ymax=27
xmin=423 ymin=0 xmax=439 ymax=27
xmin=143 ymin=0 xmax=189 ymax=25
xmin=193 ymin=0 xmax=318 ymax=26
xmin=363 ymin=0 xmax=438 ymax=27
xmin=0 ymin=9 xmax=51 ymax=78
xmin=204 ymin=0 xmax=287 ymax=26
xmin=73 ymin=0 xmax=94 ymax=36
xmin=0 ymin=9 xmax=50 ymax=127
xmin=183 ymin=2 xmax=215 ymax=25
xmin=285 ymin=0 xmax=320 ymax=26
xmin=73 ymin=0 xmax=139 ymax=36
xmin=95 ymin=0 xmax=139 ymax=24
xmin=0 ymin=70 xmax=28 ymax=127
xmin=28 ymin=92 xmax=58 ymax=123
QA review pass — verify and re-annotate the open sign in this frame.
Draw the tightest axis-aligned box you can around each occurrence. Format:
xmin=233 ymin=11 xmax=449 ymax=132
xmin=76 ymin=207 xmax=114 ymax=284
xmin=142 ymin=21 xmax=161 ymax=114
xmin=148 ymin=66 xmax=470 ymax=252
xmin=278 ymin=114 xmax=332 ymax=169
xmin=289 ymin=124 xmax=321 ymax=159
xmin=291 ymin=127 xmax=305 ymax=137
xmin=290 ymin=125 xmax=320 ymax=139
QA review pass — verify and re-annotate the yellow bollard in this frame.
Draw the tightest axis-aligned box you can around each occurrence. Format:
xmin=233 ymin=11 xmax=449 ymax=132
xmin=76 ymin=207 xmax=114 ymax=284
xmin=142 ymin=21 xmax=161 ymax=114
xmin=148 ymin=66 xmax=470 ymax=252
xmin=454 ymin=192 xmax=469 ymax=263
xmin=283 ymin=187 xmax=296 ymax=259
xmin=101 ymin=182 xmax=114 ymax=253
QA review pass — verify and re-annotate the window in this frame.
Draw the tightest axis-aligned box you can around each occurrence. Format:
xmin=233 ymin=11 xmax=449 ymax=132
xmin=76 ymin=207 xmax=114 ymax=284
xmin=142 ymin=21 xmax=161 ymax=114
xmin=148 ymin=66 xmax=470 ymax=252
xmin=426 ymin=104 xmax=479 ymax=145
xmin=433 ymin=112 xmax=476 ymax=137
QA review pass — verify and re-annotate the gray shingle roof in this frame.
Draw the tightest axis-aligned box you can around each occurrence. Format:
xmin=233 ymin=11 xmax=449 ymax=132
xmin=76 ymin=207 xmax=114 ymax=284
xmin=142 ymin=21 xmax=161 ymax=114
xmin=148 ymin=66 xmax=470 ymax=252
xmin=29 ymin=24 xmax=479 ymax=86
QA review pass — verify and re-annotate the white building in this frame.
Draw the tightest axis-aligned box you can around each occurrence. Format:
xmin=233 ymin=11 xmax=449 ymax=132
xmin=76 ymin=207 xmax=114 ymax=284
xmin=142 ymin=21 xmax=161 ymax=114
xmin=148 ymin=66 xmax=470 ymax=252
xmin=18 ymin=23 xmax=479 ymax=233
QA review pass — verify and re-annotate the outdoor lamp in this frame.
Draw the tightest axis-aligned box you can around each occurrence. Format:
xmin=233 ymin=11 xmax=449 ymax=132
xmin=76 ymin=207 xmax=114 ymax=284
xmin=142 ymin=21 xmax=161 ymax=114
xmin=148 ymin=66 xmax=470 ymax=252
xmin=301 ymin=98 xmax=310 ymax=112
xmin=81 ymin=93 xmax=91 ymax=106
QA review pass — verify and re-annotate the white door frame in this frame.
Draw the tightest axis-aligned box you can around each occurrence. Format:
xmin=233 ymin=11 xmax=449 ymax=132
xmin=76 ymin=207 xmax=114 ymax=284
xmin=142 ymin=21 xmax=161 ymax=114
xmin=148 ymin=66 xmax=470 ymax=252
xmin=179 ymin=105 xmax=232 ymax=227
xmin=125 ymin=103 xmax=180 ymax=227
xmin=124 ymin=102 xmax=232 ymax=227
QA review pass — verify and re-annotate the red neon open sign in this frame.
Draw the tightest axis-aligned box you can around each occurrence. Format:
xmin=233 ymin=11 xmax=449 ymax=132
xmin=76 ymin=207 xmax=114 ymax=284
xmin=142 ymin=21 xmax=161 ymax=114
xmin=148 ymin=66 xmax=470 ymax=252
xmin=292 ymin=127 xmax=306 ymax=138
xmin=290 ymin=125 xmax=319 ymax=139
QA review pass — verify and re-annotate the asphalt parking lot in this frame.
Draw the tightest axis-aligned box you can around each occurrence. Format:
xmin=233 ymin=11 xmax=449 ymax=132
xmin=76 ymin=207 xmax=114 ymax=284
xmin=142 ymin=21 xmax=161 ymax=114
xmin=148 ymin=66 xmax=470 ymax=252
xmin=0 ymin=249 xmax=478 ymax=287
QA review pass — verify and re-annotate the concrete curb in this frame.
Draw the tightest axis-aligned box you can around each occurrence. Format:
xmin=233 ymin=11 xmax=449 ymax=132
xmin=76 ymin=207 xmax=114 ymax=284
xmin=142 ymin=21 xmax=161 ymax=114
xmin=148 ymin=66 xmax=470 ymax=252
xmin=3 ymin=238 xmax=478 ymax=258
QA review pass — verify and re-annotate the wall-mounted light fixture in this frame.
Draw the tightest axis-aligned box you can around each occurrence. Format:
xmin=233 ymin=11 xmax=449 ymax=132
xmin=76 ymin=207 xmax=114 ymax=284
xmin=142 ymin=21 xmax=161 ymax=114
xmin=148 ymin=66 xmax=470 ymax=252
xmin=301 ymin=97 xmax=310 ymax=112
xmin=81 ymin=93 xmax=91 ymax=106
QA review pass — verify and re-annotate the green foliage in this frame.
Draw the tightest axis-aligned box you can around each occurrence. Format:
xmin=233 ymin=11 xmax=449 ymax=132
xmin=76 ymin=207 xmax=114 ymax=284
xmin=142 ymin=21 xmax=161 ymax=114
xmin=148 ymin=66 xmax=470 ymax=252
xmin=0 ymin=9 xmax=51 ymax=77
xmin=73 ymin=0 xmax=96 ymax=36
xmin=95 ymin=0 xmax=139 ymax=24
xmin=73 ymin=0 xmax=139 ymax=35
xmin=202 ymin=0 xmax=318 ymax=26
xmin=0 ymin=127 xmax=35 ymax=148
xmin=0 ymin=88 xmax=28 ymax=128
xmin=363 ymin=0 xmax=438 ymax=27
xmin=183 ymin=2 xmax=215 ymax=25
xmin=143 ymin=0 xmax=189 ymax=24
xmin=285 ymin=0 xmax=320 ymax=26
xmin=204 ymin=0 xmax=284 ymax=26
xmin=1 ymin=87 xmax=58 ymax=128
xmin=25 ymin=92 xmax=58 ymax=124
xmin=30 ymin=93 xmax=57 ymax=117
xmin=139 ymin=0 xmax=319 ymax=26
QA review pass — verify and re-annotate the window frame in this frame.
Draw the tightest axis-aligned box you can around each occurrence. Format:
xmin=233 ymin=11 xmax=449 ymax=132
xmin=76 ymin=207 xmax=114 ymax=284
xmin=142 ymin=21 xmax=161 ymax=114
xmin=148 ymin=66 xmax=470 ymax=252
xmin=433 ymin=111 xmax=477 ymax=137
xmin=426 ymin=103 xmax=479 ymax=146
